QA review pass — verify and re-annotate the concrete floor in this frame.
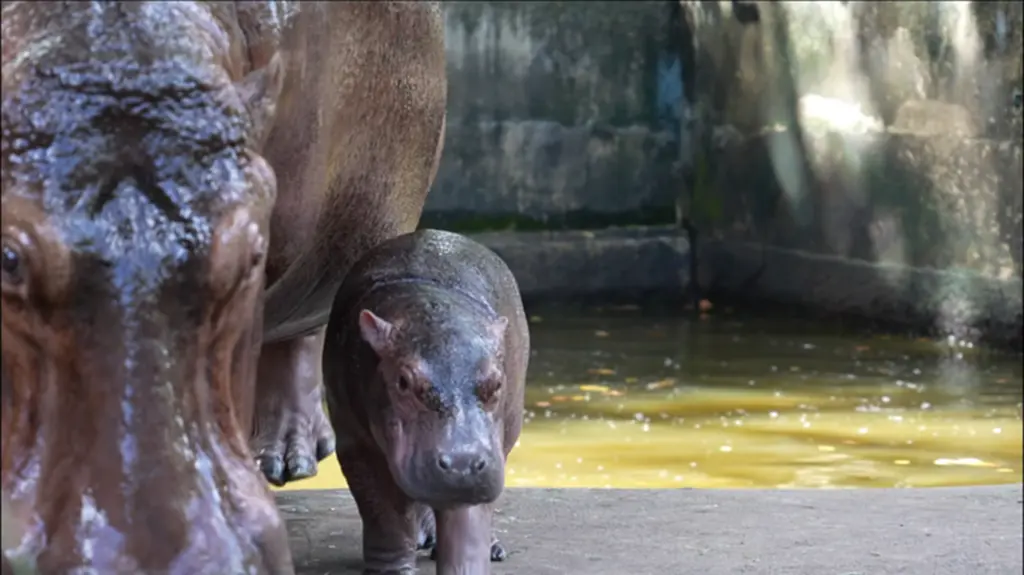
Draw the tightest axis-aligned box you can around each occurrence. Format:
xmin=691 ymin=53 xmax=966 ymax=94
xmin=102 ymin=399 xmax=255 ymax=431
xmin=279 ymin=484 xmax=1023 ymax=574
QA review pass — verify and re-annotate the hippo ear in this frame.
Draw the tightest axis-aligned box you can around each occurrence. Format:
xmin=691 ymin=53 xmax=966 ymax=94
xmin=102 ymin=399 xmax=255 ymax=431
xmin=487 ymin=316 xmax=509 ymax=347
xmin=358 ymin=309 xmax=395 ymax=355
xmin=236 ymin=52 xmax=285 ymax=148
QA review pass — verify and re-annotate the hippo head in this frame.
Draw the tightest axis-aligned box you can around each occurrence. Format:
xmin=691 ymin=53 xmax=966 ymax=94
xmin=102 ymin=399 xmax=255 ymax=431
xmin=357 ymin=307 xmax=510 ymax=509
xmin=2 ymin=2 xmax=291 ymax=573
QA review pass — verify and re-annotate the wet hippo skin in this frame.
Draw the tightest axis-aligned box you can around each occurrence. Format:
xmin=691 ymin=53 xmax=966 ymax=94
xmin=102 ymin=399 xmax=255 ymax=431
xmin=1 ymin=2 xmax=445 ymax=573
xmin=325 ymin=229 xmax=530 ymax=575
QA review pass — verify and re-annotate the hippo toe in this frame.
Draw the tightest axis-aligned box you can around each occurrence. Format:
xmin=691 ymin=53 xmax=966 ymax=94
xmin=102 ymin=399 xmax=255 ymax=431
xmin=252 ymin=330 xmax=337 ymax=486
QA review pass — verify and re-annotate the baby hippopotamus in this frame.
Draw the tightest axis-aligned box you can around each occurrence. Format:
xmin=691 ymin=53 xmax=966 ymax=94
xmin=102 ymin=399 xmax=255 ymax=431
xmin=324 ymin=229 xmax=529 ymax=574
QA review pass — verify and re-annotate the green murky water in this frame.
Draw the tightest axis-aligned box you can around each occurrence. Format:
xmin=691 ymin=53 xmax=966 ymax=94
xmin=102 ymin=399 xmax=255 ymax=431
xmin=280 ymin=305 xmax=1022 ymax=490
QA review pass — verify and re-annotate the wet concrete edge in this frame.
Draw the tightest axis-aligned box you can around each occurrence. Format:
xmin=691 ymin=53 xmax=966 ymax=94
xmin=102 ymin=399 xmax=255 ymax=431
xmin=279 ymin=484 xmax=1024 ymax=575
xmin=696 ymin=239 xmax=1023 ymax=348
xmin=466 ymin=228 xmax=1023 ymax=349
xmin=468 ymin=227 xmax=692 ymax=306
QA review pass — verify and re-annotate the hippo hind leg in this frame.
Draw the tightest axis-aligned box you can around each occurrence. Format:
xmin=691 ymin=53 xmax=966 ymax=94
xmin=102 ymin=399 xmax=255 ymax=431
xmin=416 ymin=504 xmax=436 ymax=551
xmin=251 ymin=327 xmax=336 ymax=486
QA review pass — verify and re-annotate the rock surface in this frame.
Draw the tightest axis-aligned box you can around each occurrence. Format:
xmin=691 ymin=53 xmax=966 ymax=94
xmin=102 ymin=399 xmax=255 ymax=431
xmin=280 ymin=485 xmax=1024 ymax=574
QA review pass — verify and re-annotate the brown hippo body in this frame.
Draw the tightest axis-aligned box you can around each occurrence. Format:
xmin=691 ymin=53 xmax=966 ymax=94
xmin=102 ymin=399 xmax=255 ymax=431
xmin=1 ymin=1 xmax=445 ymax=573
xmin=326 ymin=229 xmax=529 ymax=575
xmin=247 ymin=0 xmax=447 ymax=488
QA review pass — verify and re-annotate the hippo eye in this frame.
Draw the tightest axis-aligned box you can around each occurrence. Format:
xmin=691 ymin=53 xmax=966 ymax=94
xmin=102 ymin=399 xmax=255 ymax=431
xmin=396 ymin=375 xmax=411 ymax=393
xmin=246 ymin=223 xmax=266 ymax=278
xmin=1 ymin=240 xmax=24 ymax=288
xmin=476 ymin=377 xmax=503 ymax=406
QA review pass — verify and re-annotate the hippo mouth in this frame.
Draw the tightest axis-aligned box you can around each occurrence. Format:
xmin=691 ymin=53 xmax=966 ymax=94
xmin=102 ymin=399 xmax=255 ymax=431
xmin=0 ymin=273 xmax=292 ymax=574
xmin=1 ymin=162 xmax=287 ymax=573
xmin=376 ymin=411 xmax=506 ymax=509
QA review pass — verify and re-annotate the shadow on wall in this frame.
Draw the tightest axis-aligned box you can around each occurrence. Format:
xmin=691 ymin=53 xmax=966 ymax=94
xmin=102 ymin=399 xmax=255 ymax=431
xmin=678 ymin=0 xmax=1022 ymax=347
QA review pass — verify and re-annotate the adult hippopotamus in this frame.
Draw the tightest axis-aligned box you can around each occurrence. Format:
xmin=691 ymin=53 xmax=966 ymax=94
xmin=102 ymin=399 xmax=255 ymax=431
xmin=1 ymin=1 xmax=446 ymax=573
xmin=325 ymin=229 xmax=530 ymax=575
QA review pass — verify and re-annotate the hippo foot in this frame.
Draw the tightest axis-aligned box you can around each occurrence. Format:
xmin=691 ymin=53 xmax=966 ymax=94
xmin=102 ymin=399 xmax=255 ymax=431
xmin=252 ymin=391 xmax=335 ymax=486
xmin=428 ymin=539 xmax=506 ymax=562
xmin=490 ymin=539 xmax=508 ymax=562
xmin=252 ymin=331 xmax=336 ymax=486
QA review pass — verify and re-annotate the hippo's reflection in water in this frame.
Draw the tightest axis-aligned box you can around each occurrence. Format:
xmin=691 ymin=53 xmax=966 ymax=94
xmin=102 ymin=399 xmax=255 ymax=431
xmin=1 ymin=1 xmax=446 ymax=573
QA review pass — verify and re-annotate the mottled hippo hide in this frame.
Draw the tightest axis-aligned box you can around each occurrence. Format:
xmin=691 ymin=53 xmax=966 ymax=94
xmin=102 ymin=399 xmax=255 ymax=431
xmin=325 ymin=229 xmax=530 ymax=575
xmin=1 ymin=1 xmax=445 ymax=574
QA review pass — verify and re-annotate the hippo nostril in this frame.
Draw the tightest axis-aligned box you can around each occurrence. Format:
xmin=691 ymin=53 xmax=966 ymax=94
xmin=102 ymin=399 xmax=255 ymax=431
xmin=436 ymin=453 xmax=489 ymax=474
xmin=437 ymin=454 xmax=453 ymax=471
xmin=470 ymin=457 xmax=487 ymax=473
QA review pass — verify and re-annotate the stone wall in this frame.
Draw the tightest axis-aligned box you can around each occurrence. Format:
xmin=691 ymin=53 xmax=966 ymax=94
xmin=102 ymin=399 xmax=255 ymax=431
xmin=417 ymin=1 xmax=1022 ymax=346
xmin=678 ymin=1 xmax=1023 ymax=345
xmin=423 ymin=1 xmax=683 ymax=230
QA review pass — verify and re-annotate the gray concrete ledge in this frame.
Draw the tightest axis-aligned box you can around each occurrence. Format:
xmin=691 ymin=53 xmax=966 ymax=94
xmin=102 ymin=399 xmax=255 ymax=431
xmin=469 ymin=227 xmax=691 ymax=303
xmin=462 ymin=227 xmax=1022 ymax=348
xmin=699 ymin=239 xmax=1023 ymax=348
xmin=280 ymin=484 xmax=1024 ymax=575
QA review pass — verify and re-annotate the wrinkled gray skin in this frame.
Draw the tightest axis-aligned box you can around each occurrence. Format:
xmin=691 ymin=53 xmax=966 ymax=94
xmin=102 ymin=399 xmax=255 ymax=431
xmin=325 ymin=229 xmax=530 ymax=575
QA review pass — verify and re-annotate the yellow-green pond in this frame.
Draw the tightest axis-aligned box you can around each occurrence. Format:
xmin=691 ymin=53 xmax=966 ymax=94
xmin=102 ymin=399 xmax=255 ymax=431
xmin=278 ymin=305 xmax=1022 ymax=491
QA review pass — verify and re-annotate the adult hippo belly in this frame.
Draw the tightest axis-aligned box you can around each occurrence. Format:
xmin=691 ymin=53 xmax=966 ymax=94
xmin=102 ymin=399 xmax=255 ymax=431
xmin=1 ymin=1 xmax=445 ymax=573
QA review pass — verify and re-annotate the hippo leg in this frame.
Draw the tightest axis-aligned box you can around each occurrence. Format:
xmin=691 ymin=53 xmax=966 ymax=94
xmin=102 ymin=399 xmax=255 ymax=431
xmin=428 ymin=538 xmax=508 ymax=562
xmin=432 ymin=505 xmax=497 ymax=575
xmin=426 ymin=508 xmax=506 ymax=562
xmin=339 ymin=449 xmax=419 ymax=574
xmin=417 ymin=505 xmax=436 ymax=551
xmin=252 ymin=327 xmax=336 ymax=486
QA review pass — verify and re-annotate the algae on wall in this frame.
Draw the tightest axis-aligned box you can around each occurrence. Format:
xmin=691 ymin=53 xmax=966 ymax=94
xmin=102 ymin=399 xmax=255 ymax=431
xmin=425 ymin=1 xmax=684 ymax=231
xmin=442 ymin=1 xmax=669 ymax=126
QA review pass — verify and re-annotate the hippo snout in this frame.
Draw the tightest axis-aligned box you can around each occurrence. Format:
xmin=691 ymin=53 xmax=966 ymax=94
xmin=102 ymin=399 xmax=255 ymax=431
xmin=410 ymin=446 xmax=505 ymax=507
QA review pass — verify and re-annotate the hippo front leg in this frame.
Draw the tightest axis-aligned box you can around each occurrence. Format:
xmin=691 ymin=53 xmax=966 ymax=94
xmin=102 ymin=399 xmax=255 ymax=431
xmin=433 ymin=505 xmax=498 ymax=575
xmin=425 ymin=508 xmax=507 ymax=563
xmin=339 ymin=450 xmax=420 ymax=574
xmin=252 ymin=327 xmax=336 ymax=486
